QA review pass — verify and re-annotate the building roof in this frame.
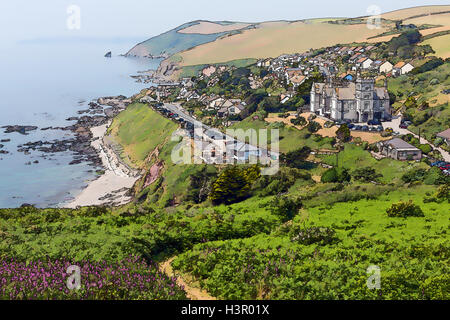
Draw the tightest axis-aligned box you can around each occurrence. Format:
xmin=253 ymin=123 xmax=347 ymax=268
xmin=393 ymin=61 xmax=406 ymax=69
xmin=336 ymin=83 xmax=356 ymax=100
xmin=357 ymin=57 xmax=367 ymax=63
xmin=374 ymin=87 xmax=389 ymax=100
xmin=290 ymin=75 xmax=306 ymax=84
xmin=437 ymin=128 xmax=450 ymax=140
xmin=383 ymin=138 xmax=420 ymax=150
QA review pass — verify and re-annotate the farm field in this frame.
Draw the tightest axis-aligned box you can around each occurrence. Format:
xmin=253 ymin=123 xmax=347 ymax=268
xmin=423 ymin=33 xmax=450 ymax=59
xmin=176 ymin=21 xmax=389 ymax=66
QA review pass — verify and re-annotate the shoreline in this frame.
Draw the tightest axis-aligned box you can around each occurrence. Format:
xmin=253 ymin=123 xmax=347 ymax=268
xmin=63 ymin=122 xmax=140 ymax=208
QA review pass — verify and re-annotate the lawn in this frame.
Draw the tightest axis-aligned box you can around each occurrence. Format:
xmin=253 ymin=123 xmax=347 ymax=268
xmin=317 ymin=143 xmax=429 ymax=183
xmin=230 ymin=117 xmax=336 ymax=153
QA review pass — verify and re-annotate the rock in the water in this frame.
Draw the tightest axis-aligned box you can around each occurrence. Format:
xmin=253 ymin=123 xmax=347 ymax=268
xmin=2 ymin=125 xmax=38 ymax=135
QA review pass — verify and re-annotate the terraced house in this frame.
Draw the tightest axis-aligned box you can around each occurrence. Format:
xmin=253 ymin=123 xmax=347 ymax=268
xmin=310 ymin=77 xmax=391 ymax=122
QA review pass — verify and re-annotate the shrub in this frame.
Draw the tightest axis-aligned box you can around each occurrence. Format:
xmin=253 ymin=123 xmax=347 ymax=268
xmin=401 ymin=168 xmax=427 ymax=183
xmin=418 ymin=144 xmax=432 ymax=154
xmin=307 ymin=120 xmax=322 ymax=133
xmin=386 ymin=200 xmax=424 ymax=217
xmin=269 ymin=196 xmax=302 ymax=222
xmin=336 ymin=124 xmax=351 ymax=142
xmin=290 ymin=116 xmax=307 ymax=126
xmin=321 ymin=168 xmax=351 ymax=183
xmin=352 ymin=167 xmax=383 ymax=182
xmin=290 ymin=226 xmax=336 ymax=245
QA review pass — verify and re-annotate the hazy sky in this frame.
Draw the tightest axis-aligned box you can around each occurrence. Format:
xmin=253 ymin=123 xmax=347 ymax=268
xmin=0 ymin=0 xmax=448 ymax=41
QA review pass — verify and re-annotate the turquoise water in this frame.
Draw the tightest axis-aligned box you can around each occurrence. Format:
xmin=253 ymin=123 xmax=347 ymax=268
xmin=0 ymin=38 xmax=160 ymax=208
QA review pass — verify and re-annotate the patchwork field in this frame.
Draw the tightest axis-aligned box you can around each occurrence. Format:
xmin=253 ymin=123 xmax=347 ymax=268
xmin=380 ymin=5 xmax=450 ymax=20
xmin=178 ymin=21 xmax=251 ymax=34
xmin=176 ymin=21 xmax=389 ymax=66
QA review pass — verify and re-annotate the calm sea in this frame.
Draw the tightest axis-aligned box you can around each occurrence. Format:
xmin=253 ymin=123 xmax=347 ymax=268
xmin=0 ymin=37 xmax=160 ymax=208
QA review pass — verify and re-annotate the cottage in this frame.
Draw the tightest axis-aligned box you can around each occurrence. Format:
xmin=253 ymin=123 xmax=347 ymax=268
xmin=357 ymin=57 xmax=373 ymax=69
xmin=437 ymin=128 xmax=450 ymax=146
xmin=379 ymin=61 xmax=393 ymax=73
xmin=393 ymin=61 xmax=414 ymax=76
xmin=377 ymin=138 xmax=422 ymax=161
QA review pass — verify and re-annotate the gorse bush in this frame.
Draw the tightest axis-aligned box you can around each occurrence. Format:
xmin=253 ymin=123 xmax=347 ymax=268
xmin=269 ymin=196 xmax=302 ymax=222
xmin=290 ymin=226 xmax=336 ymax=245
xmin=386 ymin=201 xmax=424 ymax=218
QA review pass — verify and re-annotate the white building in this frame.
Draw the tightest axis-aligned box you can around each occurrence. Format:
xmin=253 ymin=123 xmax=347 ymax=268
xmin=310 ymin=77 xmax=391 ymax=122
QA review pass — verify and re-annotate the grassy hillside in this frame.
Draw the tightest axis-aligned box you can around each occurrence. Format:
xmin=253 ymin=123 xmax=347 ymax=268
xmin=126 ymin=21 xmax=252 ymax=57
xmin=172 ymin=185 xmax=449 ymax=300
xmin=107 ymin=103 xmax=177 ymax=168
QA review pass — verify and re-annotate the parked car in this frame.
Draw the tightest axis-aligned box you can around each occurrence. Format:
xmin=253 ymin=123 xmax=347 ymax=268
xmin=362 ymin=125 xmax=369 ymax=132
xmin=347 ymin=123 xmax=355 ymax=129
xmin=431 ymin=161 xmax=447 ymax=167
xmin=439 ymin=164 xmax=450 ymax=171
xmin=376 ymin=126 xmax=383 ymax=132
xmin=369 ymin=126 xmax=377 ymax=132
xmin=443 ymin=169 xmax=450 ymax=176
xmin=355 ymin=125 xmax=362 ymax=131
xmin=399 ymin=123 xmax=409 ymax=129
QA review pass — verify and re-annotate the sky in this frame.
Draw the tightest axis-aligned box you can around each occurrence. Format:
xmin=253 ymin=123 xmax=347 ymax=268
xmin=0 ymin=0 xmax=448 ymax=42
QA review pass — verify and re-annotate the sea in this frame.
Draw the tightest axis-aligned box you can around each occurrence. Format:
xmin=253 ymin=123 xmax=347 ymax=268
xmin=0 ymin=37 xmax=160 ymax=208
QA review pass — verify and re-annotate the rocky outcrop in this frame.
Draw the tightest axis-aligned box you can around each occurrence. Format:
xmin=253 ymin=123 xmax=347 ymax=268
xmin=2 ymin=125 xmax=38 ymax=135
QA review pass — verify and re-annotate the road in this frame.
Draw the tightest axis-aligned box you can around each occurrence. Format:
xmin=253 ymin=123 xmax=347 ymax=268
xmin=383 ymin=116 xmax=450 ymax=162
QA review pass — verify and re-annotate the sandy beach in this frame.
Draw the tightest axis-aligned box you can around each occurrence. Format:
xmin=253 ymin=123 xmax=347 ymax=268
xmin=64 ymin=123 xmax=140 ymax=208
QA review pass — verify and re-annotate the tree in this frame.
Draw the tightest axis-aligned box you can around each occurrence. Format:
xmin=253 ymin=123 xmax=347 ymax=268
xmin=280 ymin=147 xmax=311 ymax=169
xmin=352 ymin=167 xmax=383 ymax=182
xmin=209 ymin=166 xmax=260 ymax=205
xmin=290 ymin=116 xmax=307 ymax=126
xmin=336 ymin=124 xmax=351 ymax=142
xmin=307 ymin=120 xmax=322 ymax=133
xmin=321 ymin=168 xmax=351 ymax=183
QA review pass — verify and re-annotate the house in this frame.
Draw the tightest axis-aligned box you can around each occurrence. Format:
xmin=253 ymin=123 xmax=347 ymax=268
xmin=202 ymin=65 xmax=217 ymax=77
xmin=393 ymin=61 xmax=414 ymax=76
xmin=257 ymin=58 xmax=273 ymax=68
xmin=437 ymin=128 xmax=450 ymax=146
xmin=357 ymin=57 xmax=373 ymax=69
xmin=379 ymin=61 xmax=393 ymax=73
xmin=377 ymin=138 xmax=422 ymax=161
xmin=289 ymin=75 xmax=306 ymax=88
xmin=228 ymin=104 xmax=247 ymax=117
xmin=310 ymin=77 xmax=391 ymax=122
xmin=349 ymin=52 xmax=362 ymax=63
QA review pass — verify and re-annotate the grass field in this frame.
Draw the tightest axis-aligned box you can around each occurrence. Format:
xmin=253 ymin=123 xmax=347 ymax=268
xmin=179 ymin=58 xmax=257 ymax=78
xmin=108 ymin=103 xmax=178 ymax=168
